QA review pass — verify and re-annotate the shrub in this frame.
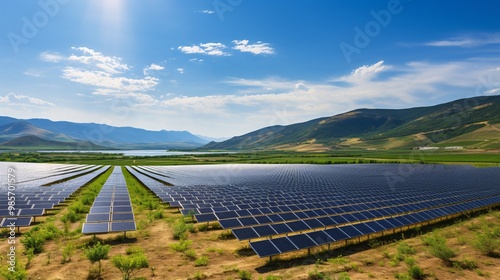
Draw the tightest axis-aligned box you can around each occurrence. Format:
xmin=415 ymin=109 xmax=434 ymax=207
xmin=473 ymin=226 xmax=500 ymax=256
xmin=197 ymin=223 xmax=209 ymax=232
xmin=170 ymin=239 xmax=192 ymax=252
xmin=112 ymin=252 xmax=149 ymax=280
xmin=21 ymin=233 xmax=44 ymax=254
xmin=398 ymin=242 xmax=416 ymax=255
xmin=194 ymin=256 xmax=209 ymax=267
xmin=172 ymin=220 xmax=188 ymax=240
xmin=428 ymin=240 xmax=456 ymax=265
xmin=184 ymin=249 xmax=197 ymax=260
xmin=238 ymin=269 xmax=252 ymax=280
xmin=408 ymin=265 xmax=425 ymax=279
xmin=85 ymin=242 xmax=110 ymax=278
xmin=192 ymin=271 xmax=207 ymax=280
xmin=61 ymin=242 xmax=75 ymax=263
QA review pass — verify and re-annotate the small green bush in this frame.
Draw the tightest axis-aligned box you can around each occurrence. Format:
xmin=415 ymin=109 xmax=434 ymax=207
xmin=112 ymin=252 xmax=149 ymax=280
xmin=170 ymin=239 xmax=193 ymax=252
xmin=238 ymin=269 xmax=252 ymax=280
xmin=194 ymin=256 xmax=209 ymax=267
xmin=184 ymin=249 xmax=197 ymax=260
xmin=473 ymin=226 xmax=500 ymax=256
xmin=408 ymin=265 xmax=425 ymax=279
xmin=398 ymin=242 xmax=416 ymax=255
xmin=85 ymin=242 xmax=110 ymax=278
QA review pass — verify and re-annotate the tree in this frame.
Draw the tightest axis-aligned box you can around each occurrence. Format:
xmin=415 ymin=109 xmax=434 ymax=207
xmin=112 ymin=252 xmax=149 ymax=280
xmin=85 ymin=242 xmax=110 ymax=278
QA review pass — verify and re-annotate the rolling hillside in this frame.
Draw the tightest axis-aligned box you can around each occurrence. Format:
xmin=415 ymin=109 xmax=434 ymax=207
xmin=0 ymin=117 xmax=208 ymax=149
xmin=204 ymin=95 xmax=500 ymax=150
xmin=0 ymin=135 xmax=107 ymax=150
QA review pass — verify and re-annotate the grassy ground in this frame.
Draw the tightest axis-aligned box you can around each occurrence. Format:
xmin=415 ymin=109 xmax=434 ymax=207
xmin=1 ymin=149 xmax=499 ymax=167
xmin=1 ymin=168 xmax=498 ymax=279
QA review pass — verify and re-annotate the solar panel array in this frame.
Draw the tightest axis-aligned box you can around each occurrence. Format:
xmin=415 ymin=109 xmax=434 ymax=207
xmin=0 ymin=162 xmax=108 ymax=229
xmin=129 ymin=164 xmax=500 ymax=258
xmin=82 ymin=166 xmax=136 ymax=234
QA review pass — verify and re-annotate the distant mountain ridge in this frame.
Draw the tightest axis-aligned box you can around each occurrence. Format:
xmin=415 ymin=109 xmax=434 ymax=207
xmin=0 ymin=117 xmax=208 ymax=150
xmin=204 ymin=95 xmax=500 ymax=151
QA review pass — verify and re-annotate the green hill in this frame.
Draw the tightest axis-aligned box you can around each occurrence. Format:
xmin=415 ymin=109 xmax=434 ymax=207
xmin=0 ymin=135 xmax=108 ymax=150
xmin=203 ymin=95 xmax=500 ymax=150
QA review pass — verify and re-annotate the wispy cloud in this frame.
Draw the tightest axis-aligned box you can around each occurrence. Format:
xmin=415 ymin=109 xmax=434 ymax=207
xmin=40 ymin=47 xmax=160 ymax=107
xmin=176 ymin=68 xmax=184 ymax=74
xmin=143 ymin=63 xmax=165 ymax=75
xmin=232 ymin=40 xmax=275 ymax=55
xmin=334 ymin=60 xmax=390 ymax=83
xmin=196 ymin=10 xmax=215 ymax=14
xmin=0 ymin=92 xmax=55 ymax=107
xmin=425 ymin=33 xmax=500 ymax=47
xmin=68 ymin=47 xmax=130 ymax=74
xmin=178 ymin=42 xmax=229 ymax=56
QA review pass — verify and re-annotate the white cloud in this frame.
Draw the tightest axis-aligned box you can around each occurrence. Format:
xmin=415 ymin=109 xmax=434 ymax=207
xmin=176 ymin=68 xmax=184 ymax=74
xmin=23 ymin=69 xmax=43 ymax=77
xmin=39 ymin=51 xmax=64 ymax=62
xmin=62 ymin=67 xmax=158 ymax=92
xmin=0 ymin=93 xmax=55 ymax=107
xmin=232 ymin=40 xmax=275 ymax=55
xmin=334 ymin=60 xmax=390 ymax=83
xmin=178 ymin=42 xmax=229 ymax=56
xmin=143 ymin=63 xmax=165 ymax=75
xmin=196 ymin=10 xmax=215 ymax=14
xmin=484 ymin=88 xmax=500 ymax=95
xmin=68 ymin=47 xmax=129 ymax=74
xmin=425 ymin=33 xmax=500 ymax=47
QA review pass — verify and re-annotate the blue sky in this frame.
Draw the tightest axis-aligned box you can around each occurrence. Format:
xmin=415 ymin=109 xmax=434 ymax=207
xmin=1 ymin=0 xmax=500 ymax=138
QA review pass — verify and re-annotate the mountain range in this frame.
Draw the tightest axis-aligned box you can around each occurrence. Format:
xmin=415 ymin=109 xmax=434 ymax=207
xmin=0 ymin=117 xmax=208 ymax=150
xmin=204 ymin=95 xmax=500 ymax=151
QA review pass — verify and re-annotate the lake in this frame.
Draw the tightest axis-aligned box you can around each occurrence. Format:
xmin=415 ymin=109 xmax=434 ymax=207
xmin=38 ymin=150 xmax=231 ymax=157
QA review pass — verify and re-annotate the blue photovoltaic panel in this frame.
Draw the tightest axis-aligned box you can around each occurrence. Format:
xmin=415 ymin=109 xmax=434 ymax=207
xmin=82 ymin=223 xmax=109 ymax=234
xmin=86 ymin=213 xmax=110 ymax=222
xmin=112 ymin=213 xmax=134 ymax=221
xmin=250 ymin=240 xmax=280 ymax=257
xmin=306 ymin=231 xmax=334 ymax=245
xmin=195 ymin=213 xmax=217 ymax=223
xmin=267 ymin=214 xmax=285 ymax=222
xmin=17 ymin=208 xmax=44 ymax=216
xmin=111 ymin=221 xmax=136 ymax=232
xmin=216 ymin=211 xmax=239 ymax=220
xmin=324 ymin=228 xmax=349 ymax=241
xmin=239 ymin=217 xmax=259 ymax=226
xmin=303 ymin=219 xmax=323 ymax=229
xmin=353 ymin=223 xmax=376 ymax=234
xmin=286 ymin=220 xmax=310 ymax=232
xmin=219 ymin=219 xmax=242 ymax=229
xmin=255 ymin=215 xmax=273 ymax=224
xmin=317 ymin=217 xmax=336 ymax=227
xmin=271 ymin=223 xmax=293 ymax=235
xmin=270 ymin=237 xmax=298 ymax=253
xmin=232 ymin=227 xmax=259 ymax=240
xmin=364 ymin=221 xmax=385 ymax=232
xmin=288 ymin=234 xmax=317 ymax=249
xmin=339 ymin=225 xmax=363 ymax=238
xmin=253 ymin=224 xmax=277 ymax=237
xmin=0 ymin=217 xmax=32 ymax=227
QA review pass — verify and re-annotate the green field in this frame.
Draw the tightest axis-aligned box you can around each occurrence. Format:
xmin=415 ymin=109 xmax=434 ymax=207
xmin=1 ymin=149 xmax=498 ymax=167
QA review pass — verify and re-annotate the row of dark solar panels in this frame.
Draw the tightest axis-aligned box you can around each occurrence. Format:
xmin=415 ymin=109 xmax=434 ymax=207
xmin=0 ymin=165 xmax=109 ymax=229
xmin=249 ymin=195 xmax=500 ymax=257
xmin=131 ymin=166 xmax=500 ymax=211
xmin=82 ymin=167 xmax=136 ymax=234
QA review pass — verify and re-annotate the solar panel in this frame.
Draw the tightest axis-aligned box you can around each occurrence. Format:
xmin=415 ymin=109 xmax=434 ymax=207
xmin=306 ymin=231 xmax=334 ymax=245
xmin=111 ymin=221 xmax=136 ymax=232
xmin=219 ymin=219 xmax=242 ymax=229
xmin=250 ymin=239 xmax=280 ymax=257
xmin=232 ymin=227 xmax=259 ymax=240
xmin=286 ymin=220 xmax=310 ymax=232
xmin=82 ymin=223 xmax=109 ymax=234
xmin=270 ymin=237 xmax=298 ymax=253
xmin=86 ymin=213 xmax=110 ymax=222
xmin=253 ymin=224 xmax=277 ymax=237
xmin=112 ymin=213 xmax=134 ymax=221
xmin=324 ymin=228 xmax=349 ymax=241
xmin=195 ymin=213 xmax=217 ymax=223
xmin=271 ymin=223 xmax=293 ymax=235
xmin=0 ymin=217 xmax=32 ymax=227
xmin=288 ymin=234 xmax=317 ymax=249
